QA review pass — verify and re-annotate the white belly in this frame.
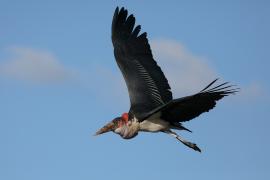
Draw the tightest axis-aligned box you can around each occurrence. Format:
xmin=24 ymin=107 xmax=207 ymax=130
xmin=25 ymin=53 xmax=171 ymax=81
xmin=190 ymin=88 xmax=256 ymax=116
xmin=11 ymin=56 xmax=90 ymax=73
xmin=139 ymin=113 xmax=169 ymax=132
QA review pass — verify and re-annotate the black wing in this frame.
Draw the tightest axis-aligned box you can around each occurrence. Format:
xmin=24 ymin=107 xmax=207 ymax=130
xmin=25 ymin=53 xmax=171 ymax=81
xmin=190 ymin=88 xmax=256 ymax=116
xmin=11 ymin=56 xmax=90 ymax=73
xmin=111 ymin=7 xmax=172 ymax=120
xmin=159 ymin=79 xmax=238 ymax=122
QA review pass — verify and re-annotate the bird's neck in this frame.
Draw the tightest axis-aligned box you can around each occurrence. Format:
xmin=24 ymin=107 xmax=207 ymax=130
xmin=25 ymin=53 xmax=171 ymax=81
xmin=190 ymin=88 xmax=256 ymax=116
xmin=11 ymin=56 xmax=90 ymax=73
xmin=115 ymin=119 xmax=140 ymax=139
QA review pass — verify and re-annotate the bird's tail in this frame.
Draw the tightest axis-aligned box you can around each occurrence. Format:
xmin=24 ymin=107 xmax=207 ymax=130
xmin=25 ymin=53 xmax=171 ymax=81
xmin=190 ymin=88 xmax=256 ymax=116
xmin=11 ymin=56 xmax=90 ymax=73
xmin=170 ymin=122 xmax=192 ymax=133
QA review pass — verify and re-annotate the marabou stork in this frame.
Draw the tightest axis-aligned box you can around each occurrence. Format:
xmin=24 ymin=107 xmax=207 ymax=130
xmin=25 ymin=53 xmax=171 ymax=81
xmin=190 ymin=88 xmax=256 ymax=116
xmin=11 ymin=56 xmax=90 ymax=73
xmin=95 ymin=7 xmax=238 ymax=152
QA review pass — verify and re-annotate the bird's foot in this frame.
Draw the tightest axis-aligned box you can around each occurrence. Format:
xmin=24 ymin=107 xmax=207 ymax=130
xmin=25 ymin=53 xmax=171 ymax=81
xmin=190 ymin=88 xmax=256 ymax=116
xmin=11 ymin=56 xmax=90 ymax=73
xmin=182 ymin=141 xmax=201 ymax=152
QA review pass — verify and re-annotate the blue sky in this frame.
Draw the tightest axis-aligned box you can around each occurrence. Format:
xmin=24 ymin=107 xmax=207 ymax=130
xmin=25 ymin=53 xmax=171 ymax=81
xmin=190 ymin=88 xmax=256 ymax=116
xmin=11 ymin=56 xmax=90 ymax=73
xmin=0 ymin=0 xmax=270 ymax=179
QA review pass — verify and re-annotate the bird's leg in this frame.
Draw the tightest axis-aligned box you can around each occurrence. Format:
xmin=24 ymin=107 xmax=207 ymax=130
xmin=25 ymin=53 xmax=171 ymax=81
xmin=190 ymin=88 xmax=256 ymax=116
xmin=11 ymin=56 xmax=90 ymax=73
xmin=164 ymin=130 xmax=201 ymax=152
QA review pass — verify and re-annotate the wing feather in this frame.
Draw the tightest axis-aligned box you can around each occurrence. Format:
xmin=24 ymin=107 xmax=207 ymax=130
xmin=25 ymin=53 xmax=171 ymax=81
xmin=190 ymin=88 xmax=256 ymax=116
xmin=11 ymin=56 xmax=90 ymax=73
xmin=160 ymin=80 xmax=239 ymax=122
xmin=111 ymin=7 xmax=172 ymax=120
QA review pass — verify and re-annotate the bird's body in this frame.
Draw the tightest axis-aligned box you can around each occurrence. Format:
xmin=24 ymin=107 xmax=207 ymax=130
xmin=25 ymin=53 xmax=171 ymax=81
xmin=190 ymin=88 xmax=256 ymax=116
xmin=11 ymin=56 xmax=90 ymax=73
xmin=95 ymin=7 xmax=238 ymax=152
xmin=115 ymin=112 xmax=169 ymax=139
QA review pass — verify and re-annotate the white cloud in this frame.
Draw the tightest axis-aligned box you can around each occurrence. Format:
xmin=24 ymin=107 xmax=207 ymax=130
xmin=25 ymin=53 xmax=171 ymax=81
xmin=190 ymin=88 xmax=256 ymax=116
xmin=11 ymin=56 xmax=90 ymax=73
xmin=241 ymin=83 xmax=263 ymax=98
xmin=2 ymin=41 xmax=262 ymax=104
xmin=0 ymin=47 xmax=75 ymax=84
xmin=150 ymin=39 xmax=217 ymax=96
xmin=83 ymin=64 xmax=129 ymax=106
xmin=150 ymin=39 xmax=266 ymax=102
xmin=235 ymin=82 xmax=265 ymax=102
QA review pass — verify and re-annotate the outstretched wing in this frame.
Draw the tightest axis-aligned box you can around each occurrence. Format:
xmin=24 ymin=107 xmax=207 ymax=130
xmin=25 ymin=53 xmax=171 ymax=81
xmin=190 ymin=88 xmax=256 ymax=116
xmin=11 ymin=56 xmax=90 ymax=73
xmin=111 ymin=7 xmax=172 ymax=120
xmin=160 ymin=79 xmax=239 ymax=122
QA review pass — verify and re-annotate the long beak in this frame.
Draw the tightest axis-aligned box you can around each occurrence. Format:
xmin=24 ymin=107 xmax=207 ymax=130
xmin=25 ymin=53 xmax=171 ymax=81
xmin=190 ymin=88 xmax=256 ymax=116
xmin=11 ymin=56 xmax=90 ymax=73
xmin=94 ymin=121 xmax=115 ymax=136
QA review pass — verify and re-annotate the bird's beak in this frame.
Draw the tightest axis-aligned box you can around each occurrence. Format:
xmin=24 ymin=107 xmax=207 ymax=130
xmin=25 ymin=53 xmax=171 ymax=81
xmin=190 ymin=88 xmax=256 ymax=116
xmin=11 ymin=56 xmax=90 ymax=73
xmin=94 ymin=121 xmax=115 ymax=136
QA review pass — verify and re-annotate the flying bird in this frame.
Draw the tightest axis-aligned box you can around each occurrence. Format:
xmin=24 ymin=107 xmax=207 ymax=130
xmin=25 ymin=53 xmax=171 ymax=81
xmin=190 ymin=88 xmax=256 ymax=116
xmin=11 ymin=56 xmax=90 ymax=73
xmin=95 ymin=7 xmax=238 ymax=152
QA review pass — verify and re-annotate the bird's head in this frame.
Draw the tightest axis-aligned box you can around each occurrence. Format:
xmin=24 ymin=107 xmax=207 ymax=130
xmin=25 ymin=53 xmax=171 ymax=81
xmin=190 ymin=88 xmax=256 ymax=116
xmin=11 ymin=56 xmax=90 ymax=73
xmin=95 ymin=113 xmax=129 ymax=136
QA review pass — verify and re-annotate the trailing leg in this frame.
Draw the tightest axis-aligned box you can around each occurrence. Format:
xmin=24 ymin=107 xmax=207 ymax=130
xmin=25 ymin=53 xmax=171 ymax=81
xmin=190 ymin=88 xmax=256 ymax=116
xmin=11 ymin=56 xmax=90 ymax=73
xmin=164 ymin=130 xmax=201 ymax=152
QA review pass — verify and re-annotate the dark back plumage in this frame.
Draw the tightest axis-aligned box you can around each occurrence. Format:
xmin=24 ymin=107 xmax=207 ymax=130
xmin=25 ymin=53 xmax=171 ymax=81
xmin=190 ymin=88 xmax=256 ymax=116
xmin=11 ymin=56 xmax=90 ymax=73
xmin=112 ymin=7 xmax=172 ymax=120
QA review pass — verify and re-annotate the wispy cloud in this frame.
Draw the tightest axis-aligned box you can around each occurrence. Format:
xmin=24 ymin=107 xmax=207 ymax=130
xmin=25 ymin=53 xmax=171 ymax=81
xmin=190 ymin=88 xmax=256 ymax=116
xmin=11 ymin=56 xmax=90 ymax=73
xmin=150 ymin=39 xmax=217 ymax=96
xmin=0 ymin=47 xmax=76 ymax=84
xmin=82 ymin=64 xmax=130 ymax=108
xmin=2 ymin=42 xmax=263 ymax=104
xmin=150 ymin=39 xmax=266 ymax=101
xmin=235 ymin=82 xmax=266 ymax=102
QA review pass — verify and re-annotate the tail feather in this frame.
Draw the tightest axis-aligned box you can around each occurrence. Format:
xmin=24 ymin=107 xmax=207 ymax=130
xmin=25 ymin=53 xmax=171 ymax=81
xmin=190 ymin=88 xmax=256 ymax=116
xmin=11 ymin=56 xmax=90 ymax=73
xmin=171 ymin=122 xmax=192 ymax=133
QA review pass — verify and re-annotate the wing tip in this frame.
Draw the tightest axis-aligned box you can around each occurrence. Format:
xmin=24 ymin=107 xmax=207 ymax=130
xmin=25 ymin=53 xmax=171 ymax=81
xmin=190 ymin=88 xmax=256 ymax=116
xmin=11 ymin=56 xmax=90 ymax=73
xmin=112 ymin=6 xmax=146 ymax=41
xmin=200 ymin=78 xmax=239 ymax=96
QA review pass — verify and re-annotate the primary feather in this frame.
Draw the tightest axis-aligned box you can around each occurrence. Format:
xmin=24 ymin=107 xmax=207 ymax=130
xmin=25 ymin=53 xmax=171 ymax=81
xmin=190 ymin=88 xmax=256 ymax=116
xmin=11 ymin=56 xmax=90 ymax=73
xmin=112 ymin=7 xmax=172 ymax=120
